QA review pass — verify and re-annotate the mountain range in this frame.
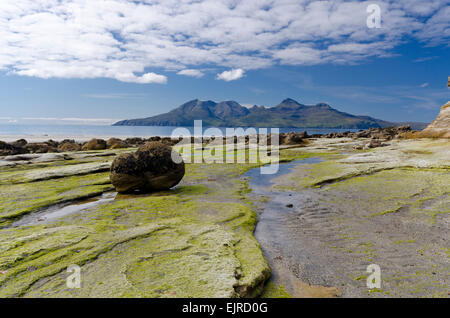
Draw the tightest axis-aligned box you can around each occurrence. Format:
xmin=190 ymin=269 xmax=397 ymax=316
xmin=113 ymin=98 xmax=427 ymax=129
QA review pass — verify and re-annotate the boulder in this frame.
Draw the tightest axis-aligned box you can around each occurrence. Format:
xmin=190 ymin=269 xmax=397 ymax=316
xmin=58 ymin=140 xmax=81 ymax=152
xmin=45 ymin=139 xmax=59 ymax=148
xmin=363 ymin=139 xmax=388 ymax=149
xmin=25 ymin=143 xmax=58 ymax=154
xmin=110 ymin=141 xmax=185 ymax=193
xmin=11 ymin=139 xmax=28 ymax=148
xmin=124 ymin=137 xmax=145 ymax=146
xmin=0 ymin=141 xmax=29 ymax=156
xmin=82 ymin=138 xmax=107 ymax=151
xmin=106 ymin=138 xmax=128 ymax=149
xmin=280 ymin=131 xmax=308 ymax=145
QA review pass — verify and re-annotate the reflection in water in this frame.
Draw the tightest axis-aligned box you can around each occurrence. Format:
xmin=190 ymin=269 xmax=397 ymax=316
xmin=245 ymin=157 xmax=344 ymax=297
xmin=11 ymin=185 xmax=186 ymax=228
xmin=11 ymin=192 xmax=117 ymax=227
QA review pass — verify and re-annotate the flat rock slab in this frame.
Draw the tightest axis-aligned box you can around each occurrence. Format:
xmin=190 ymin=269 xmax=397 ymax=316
xmin=22 ymin=162 xmax=112 ymax=182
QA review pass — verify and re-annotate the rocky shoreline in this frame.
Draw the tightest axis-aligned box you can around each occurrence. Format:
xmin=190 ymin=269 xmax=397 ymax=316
xmin=0 ymin=119 xmax=448 ymax=297
xmin=0 ymin=125 xmax=418 ymax=157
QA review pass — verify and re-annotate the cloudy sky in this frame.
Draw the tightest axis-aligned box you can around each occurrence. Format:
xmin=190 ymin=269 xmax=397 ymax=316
xmin=0 ymin=0 xmax=449 ymax=124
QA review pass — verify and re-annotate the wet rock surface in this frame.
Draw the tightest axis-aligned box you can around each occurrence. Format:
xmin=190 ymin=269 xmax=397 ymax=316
xmin=0 ymin=135 xmax=448 ymax=298
xmin=0 ymin=145 xmax=269 ymax=298
xmin=250 ymin=138 xmax=449 ymax=298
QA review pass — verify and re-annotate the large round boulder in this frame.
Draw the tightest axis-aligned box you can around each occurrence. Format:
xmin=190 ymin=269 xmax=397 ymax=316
xmin=82 ymin=138 xmax=107 ymax=151
xmin=110 ymin=141 xmax=185 ymax=193
xmin=106 ymin=138 xmax=128 ymax=149
xmin=58 ymin=140 xmax=81 ymax=152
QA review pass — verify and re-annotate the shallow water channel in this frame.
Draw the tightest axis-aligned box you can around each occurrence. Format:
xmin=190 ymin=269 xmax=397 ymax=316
xmin=10 ymin=192 xmax=117 ymax=227
xmin=244 ymin=158 xmax=344 ymax=297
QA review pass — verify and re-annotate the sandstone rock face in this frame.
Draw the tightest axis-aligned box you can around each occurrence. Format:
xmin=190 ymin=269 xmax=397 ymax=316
xmin=419 ymin=102 xmax=450 ymax=138
xmin=110 ymin=141 xmax=185 ymax=193
xmin=82 ymin=139 xmax=107 ymax=151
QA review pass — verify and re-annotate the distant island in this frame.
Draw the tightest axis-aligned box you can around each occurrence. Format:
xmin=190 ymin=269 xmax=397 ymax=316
xmin=113 ymin=98 xmax=428 ymax=130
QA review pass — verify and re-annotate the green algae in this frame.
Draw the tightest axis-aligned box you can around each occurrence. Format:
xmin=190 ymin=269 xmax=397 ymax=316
xmin=2 ymin=140 xmax=448 ymax=298
xmin=0 ymin=172 xmax=113 ymax=226
xmin=0 ymin=146 xmax=281 ymax=297
xmin=322 ymin=167 xmax=450 ymax=223
xmin=260 ymin=282 xmax=292 ymax=298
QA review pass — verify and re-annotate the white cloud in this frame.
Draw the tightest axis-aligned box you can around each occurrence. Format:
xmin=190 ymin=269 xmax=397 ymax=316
xmin=217 ymin=69 xmax=245 ymax=81
xmin=420 ymin=82 xmax=430 ymax=88
xmin=177 ymin=69 xmax=205 ymax=78
xmin=0 ymin=0 xmax=448 ymax=83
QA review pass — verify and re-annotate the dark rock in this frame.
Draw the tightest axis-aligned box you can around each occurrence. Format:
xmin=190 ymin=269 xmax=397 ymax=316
xmin=25 ymin=143 xmax=58 ymax=154
xmin=110 ymin=141 xmax=185 ymax=193
xmin=124 ymin=137 xmax=145 ymax=146
xmin=45 ymin=139 xmax=59 ymax=148
xmin=11 ymin=139 xmax=28 ymax=147
xmin=82 ymin=139 xmax=107 ymax=151
xmin=0 ymin=141 xmax=29 ymax=156
xmin=280 ymin=131 xmax=308 ymax=145
xmin=365 ymin=140 xmax=383 ymax=149
xmin=286 ymin=204 xmax=294 ymax=208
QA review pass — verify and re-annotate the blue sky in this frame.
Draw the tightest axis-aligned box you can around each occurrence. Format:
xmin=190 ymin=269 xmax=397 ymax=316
xmin=0 ymin=0 xmax=449 ymax=125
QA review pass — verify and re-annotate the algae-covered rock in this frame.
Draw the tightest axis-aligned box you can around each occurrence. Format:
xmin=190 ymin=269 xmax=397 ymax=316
xmin=110 ymin=141 xmax=185 ymax=193
xmin=106 ymin=138 xmax=128 ymax=149
xmin=58 ymin=140 xmax=81 ymax=152
xmin=82 ymin=138 xmax=107 ymax=151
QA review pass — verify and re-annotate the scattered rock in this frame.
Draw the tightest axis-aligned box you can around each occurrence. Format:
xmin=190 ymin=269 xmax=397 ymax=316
xmin=58 ymin=140 xmax=81 ymax=152
xmin=0 ymin=141 xmax=29 ymax=156
xmin=45 ymin=139 xmax=59 ymax=148
xmin=278 ymin=131 xmax=309 ymax=145
xmin=107 ymin=138 xmax=128 ymax=149
xmin=110 ymin=141 xmax=185 ymax=193
xmin=363 ymin=139 xmax=389 ymax=149
xmin=82 ymin=138 xmax=107 ymax=151
xmin=281 ymin=131 xmax=308 ymax=145
xmin=25 ymin=143 xmax=58 ymax=154
xmin=11 ymin=139 xmax=28 ymax=148
xmin=124 ymin=137 xmax=145 ymax=146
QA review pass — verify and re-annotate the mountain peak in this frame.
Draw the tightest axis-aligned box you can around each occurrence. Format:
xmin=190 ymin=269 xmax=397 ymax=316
xmin=315 ymin=102 xmax=332 ymax=109
xmin=114 ymin=98 xmax=393 ymax=129
xmin=281 ymin=98 xmax=301 ymax=104
xmin=275 ymin=98 xmax=304 ymax=110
